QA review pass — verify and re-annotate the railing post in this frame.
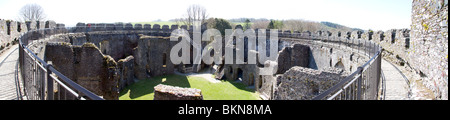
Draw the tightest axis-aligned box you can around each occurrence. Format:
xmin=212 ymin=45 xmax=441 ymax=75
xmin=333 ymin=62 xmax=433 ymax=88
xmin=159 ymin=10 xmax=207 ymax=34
xmin=365 ymin=40 xmax=367 ymax=56
xmin=40 ymin=62 xmax=46 ymax=100
xmin=358 ymin=39 xmax=360 ymax=53
xmin=357 ymin=67 xmax=363 ymax=100
xmin=46 ymin=64 xmax=54 ymax=100
xmin=33 ymin=56 xmax=38 ymax=100
xmin=373 ymin=42 xmax=376 ymax=56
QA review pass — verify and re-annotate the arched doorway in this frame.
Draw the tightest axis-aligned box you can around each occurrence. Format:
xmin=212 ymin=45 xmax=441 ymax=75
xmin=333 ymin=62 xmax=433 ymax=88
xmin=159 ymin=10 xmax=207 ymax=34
xmin=237 ymin=68 xmax=243 ymax=81
xmin=258 ymin=75 xmax=263 ymax=90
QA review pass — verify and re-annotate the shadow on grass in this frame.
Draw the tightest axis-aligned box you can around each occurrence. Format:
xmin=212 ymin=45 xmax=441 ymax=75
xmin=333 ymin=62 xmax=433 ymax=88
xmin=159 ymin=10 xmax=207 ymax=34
xmin=120 ymin=74 xmax=190 ymax=99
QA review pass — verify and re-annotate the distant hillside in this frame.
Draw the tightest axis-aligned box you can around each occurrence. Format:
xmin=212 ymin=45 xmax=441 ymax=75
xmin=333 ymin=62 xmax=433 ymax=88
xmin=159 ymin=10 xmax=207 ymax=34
xmin=320 ymin=21 xmax=361 ymax=31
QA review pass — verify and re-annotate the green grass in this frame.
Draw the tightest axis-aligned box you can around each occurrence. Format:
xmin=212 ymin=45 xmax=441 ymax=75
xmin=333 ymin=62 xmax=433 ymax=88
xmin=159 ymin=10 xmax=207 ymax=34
xmin=119 ymin=74 xmax=260 ymax=100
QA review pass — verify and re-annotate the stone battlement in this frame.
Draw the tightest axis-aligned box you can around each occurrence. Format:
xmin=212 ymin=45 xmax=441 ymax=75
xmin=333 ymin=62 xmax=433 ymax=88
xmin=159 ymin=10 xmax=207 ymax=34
xmin=0 ymin=19 xmax=65 ymax=48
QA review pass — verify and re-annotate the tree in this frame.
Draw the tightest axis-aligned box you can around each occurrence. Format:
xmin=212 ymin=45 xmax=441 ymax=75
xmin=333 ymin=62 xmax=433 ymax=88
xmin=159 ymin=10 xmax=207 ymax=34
xmin=267 ymin=20 xmax=283 ymax=29
xmin=244 ymin=19 xmax=251 ymax=30
xmin=18 ymin=3 xmax=46 ymax=22
xmin=268 ymin=20 xmax=275 ymax=29
xmin=176 ymin=4 xmax=209 ymax=26
xmin=208 ymin=18 xmax=232 ymax=36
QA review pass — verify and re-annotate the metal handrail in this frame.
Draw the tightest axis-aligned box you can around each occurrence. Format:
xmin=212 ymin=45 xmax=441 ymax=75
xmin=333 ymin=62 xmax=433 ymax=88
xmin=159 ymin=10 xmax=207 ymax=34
xmin=312 ymin=67 xmax=362 ymax=100
xmin=311 ymin=40 xmax=382 ymax=100
xmin=18 ymin=28 xmax=104 ymax=100
xmin=49 ymin=66 xmax=103 ymax=100
xmin=272 ymin=32 xmax=383 ymax=100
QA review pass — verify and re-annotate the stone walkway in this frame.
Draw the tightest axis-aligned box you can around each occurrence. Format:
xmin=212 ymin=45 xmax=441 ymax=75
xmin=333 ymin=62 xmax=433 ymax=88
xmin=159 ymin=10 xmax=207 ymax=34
xmin=0 ymin=45 xmax=22 ymax=100
xmin=381 ymin=59 xmax=410 ymax=100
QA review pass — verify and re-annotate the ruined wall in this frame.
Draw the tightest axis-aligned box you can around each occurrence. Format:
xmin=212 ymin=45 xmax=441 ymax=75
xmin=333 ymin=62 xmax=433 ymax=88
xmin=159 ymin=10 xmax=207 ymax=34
xmin=39 ymin=23 xmax=187 ymax=93
xmin=71 ymin=23 xmax=183 ymax=80
xmin=45 ymin=42 xmax=119 ymax=100
xmin=68 ymin=31 xmax=140 ymax=61
xmin=410 ymin=0 xmax=448 ymax=99
xmin=281 ymin=38 xmax=369 ymax=73
xmin=223 ymin=62 xmax=260 ymax=86
xmin=134 ymin=36 xmax=175 ymax=79
xmin=276 ymin=44 xmax=310 ymax=74
xmin=118 ymin=56 xmax=135 ymax=91
xmin=74 ymin=22 xmax=179 ymax=35
xmin=153 ymin=84 xmax=203 ymax=100
xmin=1 ymin=19 xmax=21 ymax=49
xmin=37 ymin=21 xmax=389 ymax=100
xmin=220 ymin=28 xmax=374 ymax=99
xmin=273 ymin=67 xmax=348 ymax=100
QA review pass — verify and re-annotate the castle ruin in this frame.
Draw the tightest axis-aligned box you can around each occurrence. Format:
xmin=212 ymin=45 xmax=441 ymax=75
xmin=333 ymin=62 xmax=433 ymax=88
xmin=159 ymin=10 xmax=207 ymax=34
xmin=2 ymin=0 xmax=447 ymax=100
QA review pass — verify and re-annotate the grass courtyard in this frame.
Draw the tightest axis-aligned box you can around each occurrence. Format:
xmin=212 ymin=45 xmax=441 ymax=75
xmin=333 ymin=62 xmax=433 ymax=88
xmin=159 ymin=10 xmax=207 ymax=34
xmin=119 ymin=74 xmax=260 ymax=100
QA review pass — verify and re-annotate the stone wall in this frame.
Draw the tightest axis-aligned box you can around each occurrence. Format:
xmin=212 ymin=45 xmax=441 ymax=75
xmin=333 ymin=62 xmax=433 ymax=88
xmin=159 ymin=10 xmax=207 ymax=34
xmin=134 ymin=36 xmax=176 ymax=79
xmin=0 ymin=18 xmax=63 ymax=52
xmin=45 ymin=42 xmax=119 ymax=100
xmin=118 ymin=56 xmax=135 ymax=91
xmin=32 ymin=21 xmax=403 ymax=100
xmin=276 ymin=44 xmax=310 ymax=74
xmin=69 ymin=31 xmax=140 ymax=61
xmin=409 ymin=0 xmax=448 ymax=99
xmin=153 ymin=84 xmax=203 ymax=100
xmin=40 ymin=28 xmax=194 ymax=93
xmin=281 ymin=38 xmax=369 ymax=73
xmin=219 ymin=28 xmax=373 ymax=99
xmin=370 ymin=1 xmax=448 ymax=100
xmin=273 ymin=67 xmax=348 ymax=100
xmin=74 ymin=22 xmax=181 ymax=34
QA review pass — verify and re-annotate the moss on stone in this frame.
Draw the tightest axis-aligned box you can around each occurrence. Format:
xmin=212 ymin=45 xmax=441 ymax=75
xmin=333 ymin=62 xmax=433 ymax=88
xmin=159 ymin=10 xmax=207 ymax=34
xmin=82 ymin=42 xmax=98 ymax=48
xmin=422 ymin=23 xmax=429 ymax=31
xmin=103 ymin=55 xmax=118 ymax=69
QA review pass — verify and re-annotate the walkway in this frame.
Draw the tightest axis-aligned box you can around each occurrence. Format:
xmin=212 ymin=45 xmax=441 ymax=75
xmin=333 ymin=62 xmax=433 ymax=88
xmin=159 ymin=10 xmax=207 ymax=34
xmin=0 ymin=45 xmax=22 ymax=100
xmin=381 ymin=59 xmax=410 ymax=100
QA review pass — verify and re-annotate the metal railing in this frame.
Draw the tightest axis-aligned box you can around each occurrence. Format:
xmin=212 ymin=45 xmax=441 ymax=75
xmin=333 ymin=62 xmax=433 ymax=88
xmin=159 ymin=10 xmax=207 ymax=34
xmin=279 ymin=32 xmax=383 ymax=100
xmin=286 ymin=33 xmax=382 ymax=100
xmin=312 ymin=52 xmax=382 ymax=100
xmin=18 ymin=28 xmax=103 ymax=100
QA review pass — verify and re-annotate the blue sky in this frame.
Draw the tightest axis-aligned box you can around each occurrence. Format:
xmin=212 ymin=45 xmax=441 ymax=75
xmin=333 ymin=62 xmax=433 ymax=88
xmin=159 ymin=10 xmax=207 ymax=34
xmin=0 ymin=0 xmax=412 ymax=31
